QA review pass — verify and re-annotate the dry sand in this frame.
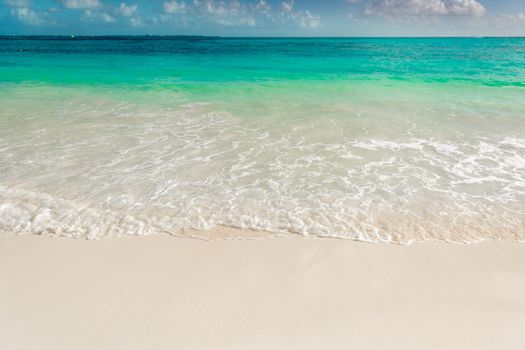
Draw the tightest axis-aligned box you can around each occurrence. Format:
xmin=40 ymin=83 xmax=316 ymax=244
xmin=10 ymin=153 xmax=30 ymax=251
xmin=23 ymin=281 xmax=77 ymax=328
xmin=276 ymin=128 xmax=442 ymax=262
xmin=1 ymin=231 xmax=525 ymax=350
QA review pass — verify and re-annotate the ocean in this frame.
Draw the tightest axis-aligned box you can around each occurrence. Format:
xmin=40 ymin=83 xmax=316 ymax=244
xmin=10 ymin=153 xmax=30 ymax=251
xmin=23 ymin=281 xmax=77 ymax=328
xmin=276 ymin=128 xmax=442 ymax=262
xmin=0 ymin=36 xmax=524 ymax=243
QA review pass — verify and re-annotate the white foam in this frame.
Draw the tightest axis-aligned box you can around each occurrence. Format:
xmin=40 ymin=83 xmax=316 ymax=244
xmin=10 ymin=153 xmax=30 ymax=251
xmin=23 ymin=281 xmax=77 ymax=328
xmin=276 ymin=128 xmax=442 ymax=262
xmin=0 ymin=96 xmax=524 ymax=243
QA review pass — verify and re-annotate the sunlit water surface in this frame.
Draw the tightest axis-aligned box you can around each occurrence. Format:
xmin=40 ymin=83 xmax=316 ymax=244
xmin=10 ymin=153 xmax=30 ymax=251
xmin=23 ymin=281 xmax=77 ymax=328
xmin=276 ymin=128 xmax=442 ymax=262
xmin=1 ymin=37 xmax=524 ymax=243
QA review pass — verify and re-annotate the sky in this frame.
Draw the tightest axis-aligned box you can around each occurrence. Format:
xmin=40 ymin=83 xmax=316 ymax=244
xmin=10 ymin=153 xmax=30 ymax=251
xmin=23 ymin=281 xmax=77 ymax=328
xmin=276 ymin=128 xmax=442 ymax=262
xmin=0 ymin=0 xmax=524 ymax=36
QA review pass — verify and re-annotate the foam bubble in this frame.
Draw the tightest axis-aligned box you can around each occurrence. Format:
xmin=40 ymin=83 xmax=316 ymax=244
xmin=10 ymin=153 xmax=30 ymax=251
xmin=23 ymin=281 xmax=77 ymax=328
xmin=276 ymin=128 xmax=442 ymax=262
xmin=0 ymin=93 xmax=524 ymax=244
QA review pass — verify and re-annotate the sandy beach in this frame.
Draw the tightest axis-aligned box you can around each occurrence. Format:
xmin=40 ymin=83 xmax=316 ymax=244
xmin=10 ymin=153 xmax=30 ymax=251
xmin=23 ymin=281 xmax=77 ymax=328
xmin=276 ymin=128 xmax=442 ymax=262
xmin=1 ymin=231 xmax=525 ymax=350
xmin=2 ymin=16 xmax=525 ymax=350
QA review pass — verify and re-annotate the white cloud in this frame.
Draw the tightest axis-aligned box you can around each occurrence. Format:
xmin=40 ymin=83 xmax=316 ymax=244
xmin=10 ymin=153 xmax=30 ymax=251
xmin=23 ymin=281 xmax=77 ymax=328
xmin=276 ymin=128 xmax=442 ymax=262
xmin=129 ymin=16 xmax=142 ymax=26
xmin=194 ymin=0 xmax=229 ymax=16
xmin=501 ymin=13 xmax=525 ymax=23
xmin=59 ymin=0 xmax=100 ymax=9
xmin=117 ymin=3 xmax=141 ymax=26
xmin=118 ymin=3 xmax=138 ymax=17
xmin=3 ymin=0 xmax=29 ymax=7
xmin=10 ymin=7 xmax=43 ymax=24
xmin=446 ymin=0 xmax=485 ymax=16
xmin=281 ymin=0 xmax=293 ymax=12
xmin=364 ymin=0 xmax=485 ymax=17
xmin=101 ymin=12 xmax=115 ymax=22
xmin=81 ymin=9 xmax=92 ymax=18
xmin=484 ymin=12 xmax=525 ymax=29
xmin=5 ymin=0 xmax=51 ymax=25
xmin=275 ymin=0 xmax=321 ymax=29
xmin=298 ymin=10 xmax=320 ymax=28
xmin=159 ymin=0 xmax=320 ymax=30
xmin=241 ymin=17 xmax=256 ymax=26
xmin=216 ymin=16 xmax=255 ymax=26
xmin=189 ymin=0 xmax=256 ymax=26
xmin=163 ymin=0 xmax=186 ymax=14
xmin=255 ymin=0 xmax=270 ymax=13
xmin=81 ymin=9 xmax=115 ymax=22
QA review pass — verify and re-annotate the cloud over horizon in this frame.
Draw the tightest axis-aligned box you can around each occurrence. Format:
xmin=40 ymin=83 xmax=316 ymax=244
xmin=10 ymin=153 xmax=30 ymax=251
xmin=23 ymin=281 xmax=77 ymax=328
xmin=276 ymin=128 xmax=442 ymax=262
xmin=0 ymin=0 xmax=523 ymax=36
xmin=362 ymin=0 xmax=486 ymax=17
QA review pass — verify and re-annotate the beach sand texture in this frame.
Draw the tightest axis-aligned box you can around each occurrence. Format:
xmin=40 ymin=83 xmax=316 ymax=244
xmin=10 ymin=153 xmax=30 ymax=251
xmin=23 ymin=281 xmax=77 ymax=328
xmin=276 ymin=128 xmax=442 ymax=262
xmin=1 ymin=232 xmax=525 ymax=350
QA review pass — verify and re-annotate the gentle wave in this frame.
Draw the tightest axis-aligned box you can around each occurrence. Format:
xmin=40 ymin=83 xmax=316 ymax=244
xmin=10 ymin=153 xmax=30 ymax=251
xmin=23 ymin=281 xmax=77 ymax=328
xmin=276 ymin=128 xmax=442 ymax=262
xmin=1 ymin=97 xmax=523 ymax=243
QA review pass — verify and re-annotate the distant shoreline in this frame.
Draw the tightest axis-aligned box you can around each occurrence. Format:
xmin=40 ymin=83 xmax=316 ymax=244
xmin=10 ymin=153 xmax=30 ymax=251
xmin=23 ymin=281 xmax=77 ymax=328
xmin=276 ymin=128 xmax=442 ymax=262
xmin=2 ymin=35 xmax=525 ymax=39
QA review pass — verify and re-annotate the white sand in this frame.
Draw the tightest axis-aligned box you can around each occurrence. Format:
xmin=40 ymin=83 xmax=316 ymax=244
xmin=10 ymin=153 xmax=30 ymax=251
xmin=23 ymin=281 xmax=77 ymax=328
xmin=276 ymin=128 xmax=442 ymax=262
xmin=1 ymin=232 xmax=525 ymax=350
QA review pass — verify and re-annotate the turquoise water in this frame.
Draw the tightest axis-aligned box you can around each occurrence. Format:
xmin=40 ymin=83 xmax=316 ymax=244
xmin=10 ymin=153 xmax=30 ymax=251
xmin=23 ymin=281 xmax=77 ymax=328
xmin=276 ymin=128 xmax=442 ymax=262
xmin=1 ymin=37 xmax=524 ymax=242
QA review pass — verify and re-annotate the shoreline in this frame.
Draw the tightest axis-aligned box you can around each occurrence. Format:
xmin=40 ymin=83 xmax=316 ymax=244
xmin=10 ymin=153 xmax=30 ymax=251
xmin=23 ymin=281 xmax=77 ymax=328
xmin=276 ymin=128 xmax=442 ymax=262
xmin=3 ymin=223 xmax=524 ymax=245
xmin=2 ymin=231 xmax=525 ymax=349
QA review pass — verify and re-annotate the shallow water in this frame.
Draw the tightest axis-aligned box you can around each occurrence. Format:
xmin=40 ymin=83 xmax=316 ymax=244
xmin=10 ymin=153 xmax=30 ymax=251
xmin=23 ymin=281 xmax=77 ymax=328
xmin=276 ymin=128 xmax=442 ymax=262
xmin=1 ymin=37 xmax=524 ymax=243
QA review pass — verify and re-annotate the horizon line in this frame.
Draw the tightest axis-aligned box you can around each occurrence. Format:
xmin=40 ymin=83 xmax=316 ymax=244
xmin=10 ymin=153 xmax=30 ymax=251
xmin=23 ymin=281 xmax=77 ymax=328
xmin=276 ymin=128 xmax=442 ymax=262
xmin=1 ymin=34 xmax=525 ymax=39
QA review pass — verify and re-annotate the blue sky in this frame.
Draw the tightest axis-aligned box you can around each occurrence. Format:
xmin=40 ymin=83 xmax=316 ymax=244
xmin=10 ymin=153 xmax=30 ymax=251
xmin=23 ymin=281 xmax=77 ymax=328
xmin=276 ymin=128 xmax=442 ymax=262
xmin=1 ymin=0 xmax=524 ymax=36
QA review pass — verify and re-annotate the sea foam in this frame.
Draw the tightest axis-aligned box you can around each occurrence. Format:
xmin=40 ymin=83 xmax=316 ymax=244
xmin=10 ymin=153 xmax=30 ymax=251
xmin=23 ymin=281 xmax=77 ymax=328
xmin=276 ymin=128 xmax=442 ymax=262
xmin=1 ymin=92 xmax=523 ymax=244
